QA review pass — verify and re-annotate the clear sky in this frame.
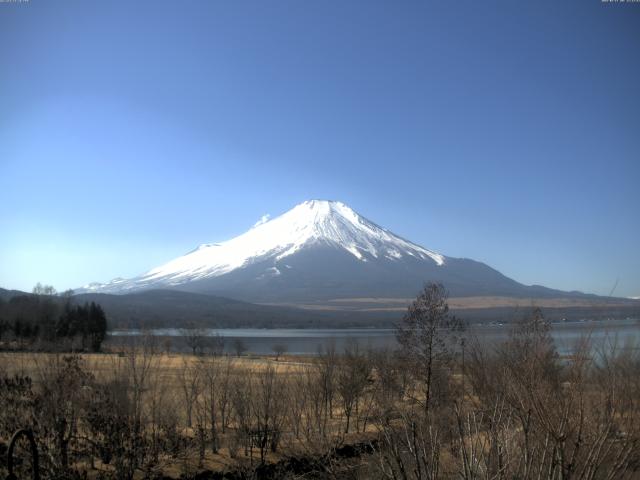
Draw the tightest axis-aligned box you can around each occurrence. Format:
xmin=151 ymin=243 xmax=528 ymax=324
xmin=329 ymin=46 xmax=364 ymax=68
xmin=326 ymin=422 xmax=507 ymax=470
xmin=1 ymin=0 xmax=639 ymax=297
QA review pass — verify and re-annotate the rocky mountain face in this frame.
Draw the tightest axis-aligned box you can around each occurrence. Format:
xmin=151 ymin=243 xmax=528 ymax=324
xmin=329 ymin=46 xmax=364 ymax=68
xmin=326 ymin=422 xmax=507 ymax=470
xmin=79 ymin=200 xmax=585 ymax=303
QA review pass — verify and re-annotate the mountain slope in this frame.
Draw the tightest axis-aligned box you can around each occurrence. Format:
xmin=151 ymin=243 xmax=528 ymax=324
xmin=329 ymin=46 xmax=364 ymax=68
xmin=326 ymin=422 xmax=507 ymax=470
xmin=79 ymin=200 xmax=592 ymax=302
xmin=73 ymin=289 xmax=640 ymax=329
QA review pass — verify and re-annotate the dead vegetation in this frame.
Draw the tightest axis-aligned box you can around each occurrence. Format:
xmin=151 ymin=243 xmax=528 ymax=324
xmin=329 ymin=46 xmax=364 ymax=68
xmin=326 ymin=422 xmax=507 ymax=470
xmin=0 ymin=284 xmax=639 ymax=479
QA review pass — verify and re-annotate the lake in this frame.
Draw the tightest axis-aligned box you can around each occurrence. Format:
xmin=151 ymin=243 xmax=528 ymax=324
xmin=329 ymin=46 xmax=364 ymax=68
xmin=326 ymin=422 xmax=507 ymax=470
xmin=109 ymin=318 xmax=640 ymax=356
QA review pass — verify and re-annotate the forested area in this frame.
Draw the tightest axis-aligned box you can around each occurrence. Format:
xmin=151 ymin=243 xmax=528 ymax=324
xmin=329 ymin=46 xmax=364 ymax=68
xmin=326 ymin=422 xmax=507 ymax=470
xmin=0 ymin=284 xmax=107 ymax=352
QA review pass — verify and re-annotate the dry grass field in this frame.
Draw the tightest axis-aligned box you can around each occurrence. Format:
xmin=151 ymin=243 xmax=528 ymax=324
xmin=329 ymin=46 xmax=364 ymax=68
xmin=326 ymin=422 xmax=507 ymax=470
xmin=1 ymin=303 xmax=639 ymax=479
xmin=0 ymin=351 xmax=313 ymax=379
xmin=265 ymin=295 xmax=638 ymax=312
xmin=0 ymin=347 xmax=379 ymax=479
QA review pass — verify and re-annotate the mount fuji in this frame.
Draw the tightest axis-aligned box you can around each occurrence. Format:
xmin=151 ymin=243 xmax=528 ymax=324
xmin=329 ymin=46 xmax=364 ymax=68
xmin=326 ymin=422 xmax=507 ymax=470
xmin=79 ymin=200 xmax=581 ymax=303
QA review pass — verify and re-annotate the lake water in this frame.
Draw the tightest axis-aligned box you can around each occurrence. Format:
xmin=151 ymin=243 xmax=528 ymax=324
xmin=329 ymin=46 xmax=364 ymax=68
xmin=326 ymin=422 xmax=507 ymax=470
xmin=109 ymin=318 xmax=640 ymax=356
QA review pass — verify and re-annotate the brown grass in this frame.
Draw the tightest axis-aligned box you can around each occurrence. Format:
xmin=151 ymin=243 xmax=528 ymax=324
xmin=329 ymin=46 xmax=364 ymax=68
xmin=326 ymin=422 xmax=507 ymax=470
xmin=262 ymin=295 xmax=637 ymax=312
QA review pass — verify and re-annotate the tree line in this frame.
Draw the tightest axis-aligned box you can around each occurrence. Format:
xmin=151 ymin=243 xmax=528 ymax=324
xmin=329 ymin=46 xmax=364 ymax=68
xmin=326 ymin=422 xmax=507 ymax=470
xmin=0 ymin=283 xmax=107 ymax=352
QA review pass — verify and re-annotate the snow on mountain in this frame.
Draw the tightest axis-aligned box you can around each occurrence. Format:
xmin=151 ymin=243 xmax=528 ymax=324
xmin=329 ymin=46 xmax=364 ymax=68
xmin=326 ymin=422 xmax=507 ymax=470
xmin=79 ymin=200 xmax=597 ymax=303
xmin=82 ymin=200 xmax=445 ymax=294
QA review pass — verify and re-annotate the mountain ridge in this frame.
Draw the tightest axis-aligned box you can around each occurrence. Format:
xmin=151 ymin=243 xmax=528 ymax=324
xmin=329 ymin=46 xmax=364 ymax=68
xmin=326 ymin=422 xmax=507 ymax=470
xmin=77 ymin=200 xmax=605 ymax=303
xmin=2 ymin=287 xmax=638 ymax=329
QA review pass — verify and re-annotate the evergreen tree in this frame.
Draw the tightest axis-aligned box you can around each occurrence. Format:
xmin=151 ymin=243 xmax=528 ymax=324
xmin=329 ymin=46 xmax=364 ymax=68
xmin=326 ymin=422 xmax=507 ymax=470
xmin=88 ymin=302 xmax=107 ymax=352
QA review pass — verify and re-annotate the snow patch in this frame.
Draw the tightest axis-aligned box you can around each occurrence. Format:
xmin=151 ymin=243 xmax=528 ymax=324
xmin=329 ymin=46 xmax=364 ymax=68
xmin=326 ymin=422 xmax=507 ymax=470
xmin=385 ymin=249 xmax=402 ymax=260
xmin=253 ymin=214 xmax=271 ymax=228
xmin=267 ymin=267 xmax=281 ymax=276
xmin=345 ymin=245 xmax=363 ymax=260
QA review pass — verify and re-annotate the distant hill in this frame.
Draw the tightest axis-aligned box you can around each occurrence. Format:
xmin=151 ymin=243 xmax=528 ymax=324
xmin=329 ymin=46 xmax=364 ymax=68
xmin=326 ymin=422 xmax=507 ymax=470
xmin=61 ymin=291 xmax=640 ymax=328
xmin=73 ymin=289 xmax=391 ymax=328
xmin=2 ymin=287 xmax=638 ymax=329
xmin=0 ymin=287 xmax=29 ymax=302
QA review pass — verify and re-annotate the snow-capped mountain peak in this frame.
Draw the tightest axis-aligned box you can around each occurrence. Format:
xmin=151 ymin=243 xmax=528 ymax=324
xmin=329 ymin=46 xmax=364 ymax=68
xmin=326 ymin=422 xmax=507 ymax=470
xmin=81 ymin=200 xmax=445 ymax=294
xmin=268 ymin=200 xmax=444 ymax=264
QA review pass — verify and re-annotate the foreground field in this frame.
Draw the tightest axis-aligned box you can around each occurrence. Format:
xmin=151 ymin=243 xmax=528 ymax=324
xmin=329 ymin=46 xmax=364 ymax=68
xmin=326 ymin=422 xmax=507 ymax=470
xmin=1 ymin=345 xmax=381 ymax=479
xmin=1 ymin=306 xmax=640 ymax=479
xmin=1 ymin=350 xmax=313 ymax=379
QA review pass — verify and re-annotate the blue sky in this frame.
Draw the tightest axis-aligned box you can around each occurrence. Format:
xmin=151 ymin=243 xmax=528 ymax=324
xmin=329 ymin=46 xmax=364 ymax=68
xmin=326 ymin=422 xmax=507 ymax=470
xmin=1 ymin=0 xmax=639 ymax=297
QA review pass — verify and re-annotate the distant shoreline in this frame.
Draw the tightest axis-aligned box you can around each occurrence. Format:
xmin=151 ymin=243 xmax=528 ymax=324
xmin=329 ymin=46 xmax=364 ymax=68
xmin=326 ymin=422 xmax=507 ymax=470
xmin=105 ymin=318 xmax=640 ymax=356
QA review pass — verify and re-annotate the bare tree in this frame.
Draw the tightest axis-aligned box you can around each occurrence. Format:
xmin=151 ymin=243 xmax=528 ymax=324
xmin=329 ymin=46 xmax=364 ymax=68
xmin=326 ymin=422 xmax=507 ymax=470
xmin=272 ymin=343 xmax=287 ymax=361
xmin=318 ymin=341 xmax=338 ymax=422
xmin=209 ymin=332 xmax=225 ymax=356
xmin=233 ymin=338 xmax=248 ymax=357
xmin=396 ymin=282 xmax=463 ymax=416
xmin=286 ymin=367 xmax=308 ymax=439
xmin=218 ymin=356 xmax=235 ymax=433
xmin=178 ymin=358 xmax=201 ymax=429
xmin=162 ymin=336 xmax=173 ymax=355
xmin=182 ymin=324 xmax=207 ymax=356
xmin=301 ymin=363 xmax=329 ymax=445
xmin=32 ymin=354 xmax=93 ymax=476
xmin=336 ymin=340 xmax=370 ymax=433
xmin=230 ymin=371 xmax=252 ymax=458
xmin=197 ymin=356 xmax=229 ymax=453
xmin=250 ymin=365 xmax=286 ymax=462
xmin=32 ymin=282 xmax=57 ymax=296
xmin=462 ymin=309 xmax=640 ymax=480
